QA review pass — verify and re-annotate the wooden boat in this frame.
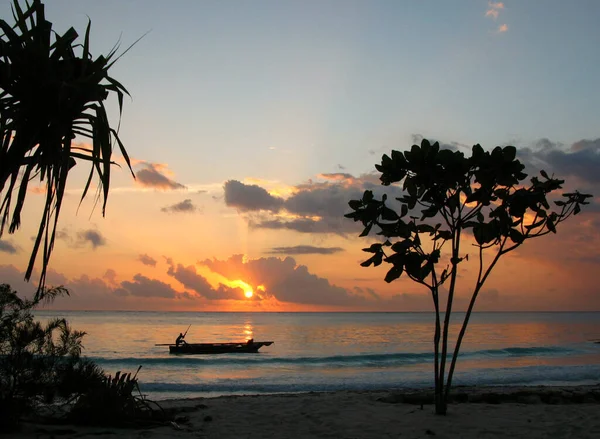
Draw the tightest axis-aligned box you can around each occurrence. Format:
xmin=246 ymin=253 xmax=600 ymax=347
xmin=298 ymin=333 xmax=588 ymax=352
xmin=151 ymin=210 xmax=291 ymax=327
xmin=167 ymin=340 xmax=274 ymax=355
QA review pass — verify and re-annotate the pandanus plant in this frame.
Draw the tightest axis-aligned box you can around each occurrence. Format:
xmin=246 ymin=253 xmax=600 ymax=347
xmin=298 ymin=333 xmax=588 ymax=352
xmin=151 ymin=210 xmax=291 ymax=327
xmin=0 ymin=0 xmax=135 ymax=287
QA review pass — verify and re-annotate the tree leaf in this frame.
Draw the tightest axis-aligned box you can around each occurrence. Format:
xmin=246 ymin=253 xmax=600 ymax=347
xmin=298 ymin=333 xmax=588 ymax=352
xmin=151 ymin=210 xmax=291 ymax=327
xmin=348 ymin=199 xmax=362 ymax=210
xmin=359 ymin=223 xmax=373 ymax=237
xmin=384 ymin=265 xmax=404 ymax=283
xmin=509 ymin=228 xmax=524 ymax=244
xmin=473 ymin=224 xmax=485 ymax=245
xmin=401 ymin=204 xmax=408 ymax=218
xmin=525 ymin=219 xmax=545 ymax=230
xmin=362 ymin=243 xmax=382 ymax=253
xmin=546 ymin=218 xmax=556 ymax=233
xmin=381 ymin=206 xmax=399 ymax=221
xmin=420 ymin=205 xmax=437 ymax=220
xmin=360 ymin=254 xmax=377 ymax=267
xmin=435 ymin=230 xmax=452 ymax=240
xmin=417 ymin=224 xmax=435 ymax=234
xmin=503 ymin=145 xmax=516 ymax=161
xmin=404 ymin=178 xmax=417 ymax=197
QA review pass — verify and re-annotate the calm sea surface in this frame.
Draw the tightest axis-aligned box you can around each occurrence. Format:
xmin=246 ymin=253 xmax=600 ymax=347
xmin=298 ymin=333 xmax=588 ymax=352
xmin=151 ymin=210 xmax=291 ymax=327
xmin=35 ymin=311 xmax=600 ymax=400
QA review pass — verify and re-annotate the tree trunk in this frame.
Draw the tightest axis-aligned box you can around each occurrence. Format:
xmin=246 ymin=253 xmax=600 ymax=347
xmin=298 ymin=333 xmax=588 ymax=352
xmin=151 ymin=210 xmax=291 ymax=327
xmin=434 ymin=387 xmax=447 ymax=415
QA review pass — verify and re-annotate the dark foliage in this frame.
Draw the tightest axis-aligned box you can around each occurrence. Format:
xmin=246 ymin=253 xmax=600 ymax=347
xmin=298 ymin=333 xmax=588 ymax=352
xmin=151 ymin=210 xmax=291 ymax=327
xmin=69 ymin=366 xmax=166 ymax=427
xmin=0 ymin=284 xmax=164 ymax=430
xmin=0 ymin=283 xmax=86 ymax=428
xmin=346 ymin=139 xmax=591 ymax=414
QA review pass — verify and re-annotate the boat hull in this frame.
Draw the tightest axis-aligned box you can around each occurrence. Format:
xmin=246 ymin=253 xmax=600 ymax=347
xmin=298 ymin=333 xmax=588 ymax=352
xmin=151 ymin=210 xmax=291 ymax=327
xmin=168 ymin=341 xmax=273 ymax=355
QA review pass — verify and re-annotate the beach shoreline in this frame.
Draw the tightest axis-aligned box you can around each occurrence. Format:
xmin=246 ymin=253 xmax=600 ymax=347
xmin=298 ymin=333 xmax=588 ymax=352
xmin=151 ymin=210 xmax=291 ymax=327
xmin=15 ymin=384 xmax=600 ymax=438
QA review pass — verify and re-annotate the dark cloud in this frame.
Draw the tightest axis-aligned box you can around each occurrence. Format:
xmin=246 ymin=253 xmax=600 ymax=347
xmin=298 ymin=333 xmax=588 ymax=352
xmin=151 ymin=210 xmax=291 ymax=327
xmin=227 ymin=174 xmax=386 ymax=236
xmin=405 ymin=135 xmax=600 ymax=190
xmin=0 ymin=268 xmax=134 ymax=311
xmin=119 ymin=274 xmax=188 ymax=299
xmin=365 ymin=287 xmax=381 ymax=300
xmin=224 ymin=135 xmax=599 ymax=241
xmin=337 ymin=164 xmax=346 ymax=170
xmin=0 ymin=264 xmax=35 ymax=297
xmin=411 ymin=133 xmax=469 ymax=152
xmin=0 ymin=240 xmax=18 ymax=254
xmin=138 ymin=254 xmax=157 ymax=267
xmin=284 ymin=183 xmax=364 ymax=218
xmin=0 ymin=265 xmax=69 ymax=302
xmin=77 ymin=230 xmax=106 ymax=249
xmin=46 ymin=268 xmax=69 ymax=286
xmin=267 ymin=245 xmax=344 ymax=255
xmin=71 ymin=274 xmax=124 ymax=302
xmin=353 ymin=286 xmax=381 ymax=301
xmin=55 ymin=228 xmax=71 ymax=242
xmin=517 ymin=138 xmax=600 ymax=185
xmin=572 ymin=139 xmax=600 ymax=152
xmin=166 ymin=263 xmax=212 ymax=295
xmin=251 ymin=217 xmax=359 ymax=235
xmin=135 ymin=162 xmax=186 ymax=190
xmin=479 ymin=288 xmax=500 ymax=303
xmin=62 ymin=273 xmax=195 ymax=310
xmin=4 ymin=262 xmax=341 ymax=310
xmin=268 ymin=263 xmax=364 ymax=306
xmin=166 ymin=263 xmax=242 ymax=300
xmin=224 ymin=135 xmax=598 ymax=240
xmin=161 ymin=199 xmax=198 ymax=213
xmin=223 ymin=180 xmax=284 ymax=212
xmin=103 ymin=269 xmax=118 ymax=284
xmin=201 ymin=255 xmax=369 ymax=307
xmin=386 ymin=292 xmax=437 ymax=311
xmin=113 ymin=287 xmax=129 ymax=297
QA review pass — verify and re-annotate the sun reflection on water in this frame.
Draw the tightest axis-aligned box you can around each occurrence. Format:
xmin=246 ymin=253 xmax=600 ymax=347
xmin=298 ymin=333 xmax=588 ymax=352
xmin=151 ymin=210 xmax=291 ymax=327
xmin=244 ymin=321 xmax=254 ymax=341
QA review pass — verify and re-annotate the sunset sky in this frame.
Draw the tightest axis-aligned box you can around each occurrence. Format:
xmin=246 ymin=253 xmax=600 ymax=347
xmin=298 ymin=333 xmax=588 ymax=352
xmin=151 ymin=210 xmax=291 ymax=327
xmin=1 ymin=0 xmax=600 ymax=311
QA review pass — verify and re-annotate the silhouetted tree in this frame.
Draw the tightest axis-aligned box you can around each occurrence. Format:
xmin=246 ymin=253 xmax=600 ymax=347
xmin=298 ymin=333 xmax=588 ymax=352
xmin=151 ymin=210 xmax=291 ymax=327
xmin=0 ymin=0 xmax=136 ymax=288
xmin=345 ymin=139 xmax=591 ymax=415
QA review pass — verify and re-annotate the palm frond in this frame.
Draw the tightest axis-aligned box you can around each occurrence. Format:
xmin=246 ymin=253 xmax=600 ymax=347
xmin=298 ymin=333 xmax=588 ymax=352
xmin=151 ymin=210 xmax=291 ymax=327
xmin=0 ymin=0 xmax=136 ymax=288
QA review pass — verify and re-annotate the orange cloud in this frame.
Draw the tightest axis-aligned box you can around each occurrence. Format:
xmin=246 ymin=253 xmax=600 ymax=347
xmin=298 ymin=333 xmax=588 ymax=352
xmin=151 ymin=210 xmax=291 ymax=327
xmin=485 ymin=1 xmax=505 ymax=20
xmin=498 ymin=23 xmax=509 ymax=33
xmin=316 ymin=173 xmax=356 ymax=184
xmin=28 ymin=186 xmax=46 ymax=195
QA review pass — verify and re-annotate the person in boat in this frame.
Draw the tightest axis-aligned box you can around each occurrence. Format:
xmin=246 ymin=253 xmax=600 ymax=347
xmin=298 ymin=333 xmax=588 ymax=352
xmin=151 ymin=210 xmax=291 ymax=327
xmin=176 ymin=332 xmax=187 ymax=347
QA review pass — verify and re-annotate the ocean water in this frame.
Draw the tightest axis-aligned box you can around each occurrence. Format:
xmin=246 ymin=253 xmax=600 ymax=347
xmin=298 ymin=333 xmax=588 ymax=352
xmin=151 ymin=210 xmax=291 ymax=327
xmin=35 ymin=311 xmax=600 ymax=400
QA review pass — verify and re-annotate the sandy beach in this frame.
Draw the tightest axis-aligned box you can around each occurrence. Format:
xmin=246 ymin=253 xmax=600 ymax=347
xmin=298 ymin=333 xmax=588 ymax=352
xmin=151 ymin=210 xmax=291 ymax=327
xmin=14 ymin=385 xmax=600 ymax=439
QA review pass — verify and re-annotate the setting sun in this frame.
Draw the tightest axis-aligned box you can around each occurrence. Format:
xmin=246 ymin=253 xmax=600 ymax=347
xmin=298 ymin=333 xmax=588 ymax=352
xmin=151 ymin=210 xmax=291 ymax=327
xmin=244 ymin=289 xmax=253 ymax=298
